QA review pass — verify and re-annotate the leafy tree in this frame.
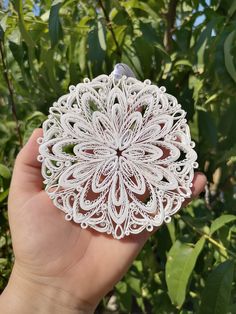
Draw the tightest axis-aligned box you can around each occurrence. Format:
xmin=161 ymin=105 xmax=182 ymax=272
xmin=0 ymin=0 xmax=236 ymax=313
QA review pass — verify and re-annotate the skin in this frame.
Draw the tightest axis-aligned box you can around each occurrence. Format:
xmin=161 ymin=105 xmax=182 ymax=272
xmin=0 ymin=129 xmax=207 ymax=314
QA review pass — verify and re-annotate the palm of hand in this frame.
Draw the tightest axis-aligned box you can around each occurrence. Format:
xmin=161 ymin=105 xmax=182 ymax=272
xmin=8 ymin=129 xmax=206 ymax=309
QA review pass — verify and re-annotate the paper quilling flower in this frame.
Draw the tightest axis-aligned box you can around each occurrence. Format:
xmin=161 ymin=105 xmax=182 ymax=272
xmin=37 ymin=64 xmax=198 ymax=239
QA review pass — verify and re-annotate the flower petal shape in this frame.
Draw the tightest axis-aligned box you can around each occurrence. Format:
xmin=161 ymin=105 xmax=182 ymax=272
xmin=38 ymin=74 xmax=198 ymax=239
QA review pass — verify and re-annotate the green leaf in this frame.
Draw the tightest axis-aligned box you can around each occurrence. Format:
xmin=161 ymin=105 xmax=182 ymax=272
xmin=78 ymin=35 xmax=87 ymax=72
xmin=88 ymin=26 xmax=104 ymax=62
xmin=113 ymin=25 xmax=127 ymax=46
xmin=97 ymin=20 xmax=106 ymax=51
xmin=198 ymin=109 xmax=217 ymax=148
xmin=0 ymin=258 xmax=7 ymax=267
xmin=210 ymin=215 xmax=236 ymax=235
xmin=0 ymin=14 xmax=8 ymax=33
xmin=49 ymin=2 xmax=63 ymax=47
xmin=174 ymin=60 xmax=192 ymax=67
xmin=189 ymin=76 xmax=203 ymax=104
xmin=116 ymin=281 xmax=127 ymax=294
xmin=133 ymin=260 xmax=143 ymax=272
xmin=115 ymin=280 xmax=132 ymax=312
xmin=52 ymin=0 xmax=64 ymax=5
xmin=0 ymin=25 xmax=4 ymax=40
xmin=166 ymin=237 xmax=205 ymax=308
xmin=224 ymin=30 xmax=236 ymax=83
xmin=154 ymin=43 xmax=170 ymax=59
xmin=0 ymin=15 xmax=7 ymax=40
xmin=23 ymin=112 xmax=46 ymax=145
xmin=123 ymin=0 xmax=159 ymax=20
xmin=0 ymin=236 xmax=6 ymax=248
xmin=15 ymin=0 xmax=35 ymax=48
xmin=41 ymin=48 xmax=61 ymax=92
xmin=167 ymin=220 xmax=176 ymax=244
xmin=228 ymin=0 xmax=236 ymax=17
xmin=0 ymin=164 xmax=11 ymax=179
xmin=9 ymin=41 xmax=24 ymax=67
xmin=228 ymin=303 xmax=236 ymax=314
xmin=87 ymin=22 xmax=105 ymax=74
xmin=0 ymin=188 xmax=9 ymax=202
xmin=127 ymin=275 xmax=141 ymax=296
xmin=14 ymin=0 xmax=40 ymax=87
xmin=134 ymin=36 xmax=153 ymax=75
xmin=195 ymin=20 xmax=215 ymax=71
xmin=199 ymin=260 xmax=234 ymax=314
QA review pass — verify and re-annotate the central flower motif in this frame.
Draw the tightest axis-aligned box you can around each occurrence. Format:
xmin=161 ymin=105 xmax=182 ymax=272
xmin=38 ymin=75 xmax=198 ymax=239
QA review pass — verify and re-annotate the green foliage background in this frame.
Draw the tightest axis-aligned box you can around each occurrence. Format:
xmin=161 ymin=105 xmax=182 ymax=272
xmin=0 ymin=0 xmax=236 ymax=313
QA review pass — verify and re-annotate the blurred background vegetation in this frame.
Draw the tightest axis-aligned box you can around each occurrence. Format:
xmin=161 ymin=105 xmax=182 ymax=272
xmin=0 ymin=0 xmax=236 ymax=313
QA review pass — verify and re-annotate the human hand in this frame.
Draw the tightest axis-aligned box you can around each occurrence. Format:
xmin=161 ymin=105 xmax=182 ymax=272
xmin=0 ymin=129 xmax=206 ymax=314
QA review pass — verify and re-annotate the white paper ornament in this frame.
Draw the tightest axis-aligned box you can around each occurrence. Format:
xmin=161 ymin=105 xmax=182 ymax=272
xmin=37 ymin=64 xmax=198 ymax=239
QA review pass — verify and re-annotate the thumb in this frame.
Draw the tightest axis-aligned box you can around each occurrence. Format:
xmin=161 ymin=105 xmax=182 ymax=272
xmin=10 ymin=128 xmax=43 ymax=196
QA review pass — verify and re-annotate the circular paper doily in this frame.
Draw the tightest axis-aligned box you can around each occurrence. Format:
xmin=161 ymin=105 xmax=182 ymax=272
xmin=38 ymin=73 xmax=198 ymax=239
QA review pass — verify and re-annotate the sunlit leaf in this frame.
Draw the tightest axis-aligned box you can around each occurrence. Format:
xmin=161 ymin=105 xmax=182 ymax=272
xmin=166 ymin=237 xmax=205 ymax=308
xmin=210 ymin=215 xmax=236 ymax=235
xmin=97 ymin=20 xmax=106 ymax=51
xmin=0 ymin=188 xmax=9 ymax=202
xmin=0 ymin=164 xmax=11 ymax=179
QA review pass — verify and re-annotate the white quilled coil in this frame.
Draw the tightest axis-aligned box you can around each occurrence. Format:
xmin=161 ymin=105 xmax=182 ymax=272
xmin=37 ymin=64 xmax=198 ymax=239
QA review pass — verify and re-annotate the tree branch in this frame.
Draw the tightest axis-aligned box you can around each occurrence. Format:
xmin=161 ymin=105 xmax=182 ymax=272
xmin=181 ymin=216 xmax=236 ymax=259
xmin=98 ymin=0 xmax=122 ymax=59
xmin=164 ymin=0 xmax=179 ymax=52
xmin=0 ymin=40 xmax=23 ymax=147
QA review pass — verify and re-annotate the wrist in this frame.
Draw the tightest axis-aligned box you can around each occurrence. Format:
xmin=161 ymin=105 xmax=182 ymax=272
xmin=0 ymin=264 xmax=95 ymax=314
